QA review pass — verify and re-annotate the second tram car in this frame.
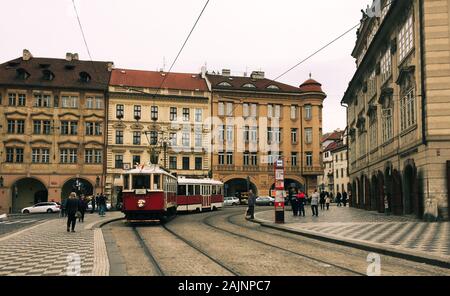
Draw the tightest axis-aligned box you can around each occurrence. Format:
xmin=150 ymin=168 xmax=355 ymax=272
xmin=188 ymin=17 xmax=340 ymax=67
xmin=121 ymin=165 xmax=177 ymax=222
xmin=176 ymin=177 xmax=224 ymax=212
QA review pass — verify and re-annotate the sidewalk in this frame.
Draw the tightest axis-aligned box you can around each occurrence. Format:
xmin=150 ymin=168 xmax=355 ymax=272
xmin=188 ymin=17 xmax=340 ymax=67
xmin=0 ymin=211 xmax=124 ymax=276
xmin=253 ymin=206 xmax=450 ymax=267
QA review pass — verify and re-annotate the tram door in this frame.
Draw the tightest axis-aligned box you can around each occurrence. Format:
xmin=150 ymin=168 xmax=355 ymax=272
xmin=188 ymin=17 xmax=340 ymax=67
xmin=202 ymin=185 xmax=211 ymax=208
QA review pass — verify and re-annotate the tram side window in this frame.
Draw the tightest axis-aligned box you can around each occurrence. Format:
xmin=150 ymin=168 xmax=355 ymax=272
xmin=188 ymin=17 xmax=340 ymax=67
xmin=195 ymin=185 xmax=200 ymax=195
xmin=153 ymin=174 xmax=161 ymax=190
xmin=124 ymin=175 xmax=129 ymax=190
xmin=133 ymin=175 xmax=150 ymax=189
xmin=218 ymin=186 xmax=222 ymax=195
xmin=178 ymin=185 xmax=186 ymax=195
xmin=188 ymin=185 xmax=194 ymax=196
xmin=212 ymin=185 xmax=217 ymax=195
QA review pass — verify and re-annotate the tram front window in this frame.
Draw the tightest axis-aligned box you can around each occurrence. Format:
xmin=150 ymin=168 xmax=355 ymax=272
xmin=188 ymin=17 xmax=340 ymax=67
xmin=132 ymin=175 xmax=150 ymax=189
xmin=123 ymin=175 xmax=130 ymax=190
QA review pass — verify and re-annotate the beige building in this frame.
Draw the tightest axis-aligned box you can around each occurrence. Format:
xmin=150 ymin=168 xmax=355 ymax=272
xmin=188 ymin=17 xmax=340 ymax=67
xmin=206 ymin=70 xmax=326 ymax=197
xmin=342 ymin=0 xmax=450 ymax=220
xmin=0 ymin=50 xmax=112 ymax=213
xmin=106 ymin=69 xmax=211 ymax=201
xmin=318 ymin=129 xmax=345 ymax=194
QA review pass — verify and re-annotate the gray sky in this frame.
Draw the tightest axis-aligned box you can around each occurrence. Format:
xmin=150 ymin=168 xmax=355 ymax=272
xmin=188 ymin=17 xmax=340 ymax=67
xmin=0 ymin=0 xmax=368 ymax=132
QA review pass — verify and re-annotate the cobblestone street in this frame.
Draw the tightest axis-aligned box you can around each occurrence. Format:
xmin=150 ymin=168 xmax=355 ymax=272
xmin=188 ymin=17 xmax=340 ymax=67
xmin=255 ymin=205 xmax=450 ymax=262
xmin=0 ymin=212 xmax=122 ymax=276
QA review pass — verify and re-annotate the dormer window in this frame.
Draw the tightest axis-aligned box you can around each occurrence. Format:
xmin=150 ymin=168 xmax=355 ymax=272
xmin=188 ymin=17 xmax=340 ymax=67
xmin=42 ymin=70 xmax=55 ymax=81
xmin=242 ymin=83 xmax=256 ymax=88
xmin=79 ymin=71 xmax=91 ymax=83
xmin=266 ymin=85 xmax=280 ymax=90
xmin=218 ymin=81 xmax=232 ymax=87
xmin=16 ymin=68 xmax=30 ymax=80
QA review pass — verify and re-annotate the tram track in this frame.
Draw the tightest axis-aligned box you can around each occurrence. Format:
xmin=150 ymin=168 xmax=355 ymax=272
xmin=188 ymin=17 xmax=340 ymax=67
xmin=131 ymin=226 xmax=165 ymax=276
xmin=199 ymin=211 xmax=367 ymax=276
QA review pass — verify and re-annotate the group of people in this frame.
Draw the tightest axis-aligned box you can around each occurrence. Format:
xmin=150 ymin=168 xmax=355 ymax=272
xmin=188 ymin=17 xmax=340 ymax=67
xmin=290 ymin=189 xmax=349 ymax=218
xmin=61 ymin=192 xmax=109 ymax=233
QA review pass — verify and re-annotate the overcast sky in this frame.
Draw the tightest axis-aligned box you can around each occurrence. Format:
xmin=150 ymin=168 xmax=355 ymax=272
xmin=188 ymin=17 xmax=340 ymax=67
xmin=0 ymin=0 xmax=368 ymax=132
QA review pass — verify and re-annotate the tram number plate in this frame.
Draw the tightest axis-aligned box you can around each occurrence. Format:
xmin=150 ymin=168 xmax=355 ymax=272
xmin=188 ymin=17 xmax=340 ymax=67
xmin=135 ymin=189 xmax=147 ymax=195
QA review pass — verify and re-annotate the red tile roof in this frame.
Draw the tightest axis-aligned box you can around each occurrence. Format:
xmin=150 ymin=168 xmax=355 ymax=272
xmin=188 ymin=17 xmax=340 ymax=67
xmin=322 ymin=131 xmax=343 ymax=143
xmin=206 ymin=74 xmax=303 ymax=93
xmin=110 ymin=69 xmax=209 ymax=91
xmin=299 ymin=78 xmax=323 ymax=92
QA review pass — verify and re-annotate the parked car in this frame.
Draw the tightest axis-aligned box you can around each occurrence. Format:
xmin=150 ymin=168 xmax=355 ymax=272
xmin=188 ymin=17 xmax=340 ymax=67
xmin=255 ymin=196 xmax=275 ymax=206
xmin=224 ymin=196 xmax=240 ymax=206
xmin=22 ymin=202 xmax=60 ymax=214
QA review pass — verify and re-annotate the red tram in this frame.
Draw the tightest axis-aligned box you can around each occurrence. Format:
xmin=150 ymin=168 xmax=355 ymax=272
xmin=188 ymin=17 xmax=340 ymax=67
xmin=121 ymin=164 xmax=224 ymax=222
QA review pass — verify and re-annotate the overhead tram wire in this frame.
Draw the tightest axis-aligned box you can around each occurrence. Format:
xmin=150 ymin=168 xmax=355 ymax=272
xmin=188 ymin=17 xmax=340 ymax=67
xmin=273 ymin=0 xmax=395 ymax=82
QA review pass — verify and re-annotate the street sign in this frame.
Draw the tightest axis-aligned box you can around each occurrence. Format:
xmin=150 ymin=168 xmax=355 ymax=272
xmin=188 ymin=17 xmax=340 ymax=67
xmin=275 ymin=169 xmax=284 ymax=181
xmin=274 ymin=158 xmax=285 ymax=224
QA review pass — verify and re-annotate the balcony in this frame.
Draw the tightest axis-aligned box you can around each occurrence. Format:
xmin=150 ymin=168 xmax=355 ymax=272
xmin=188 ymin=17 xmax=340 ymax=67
xmin=302 ymin=166 xmax=323 ymax=175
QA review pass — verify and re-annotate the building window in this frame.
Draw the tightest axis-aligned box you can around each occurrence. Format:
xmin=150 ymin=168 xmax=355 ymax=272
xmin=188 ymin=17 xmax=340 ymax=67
xmin=86 ymin=96 xmax=103 ymax=109
xmin=243 ymin=152 xmax=250 ymax=166
xmin=398 ymin=14 xmax=414 ymax=62
xmin=61 ymin=95 xmax=79 ymax=108
xmin=195 ymin=157 xmax=202 ymax=170
xmin=250 ymin=127 xmax=258 ymax=143
xmin=250 ymin=104 xmax=257 ymax=117
xmin=305 ymin=128 xmax=313 ymax=144
xmin=182 ymin=157 xmax=190 ymax=170
xmin=306 ymin=152 xmax=313 ymax=167
xmin=182 ymin=131 xmax=190 ymax=147
xmin=8 ymin=93 xmax=16 ymax=106
xmin=268 ymin=128 xmax=281 ymax=144
xmin=382 ymin=108 xmax=393 ymax=142
xmin=226 ymin=152 xmax=233 ymax=165
xmin=151 ymin=106 xmax=158 ymax=120
xmin=251 ymin=153 xmax=258 ymax=166
xmin=218 ymin=125 xmax=224 ymax=143
xmin=169 ymin=156 xmax=177 ymax=170
xmin=336 ymin=169 xmax=339 ymax=179
xmin=291 ymin=105 xmax=298 ymax=120
xmin=15 ymin=120 xmax=25 ymax=134
xmin=15 ymin=148 xmax=24 ymax=163
xmin=195 ymin=109 xmax=202 ymax=122
xmin=226 ymin=102 xmax=233 ymax=116
xmin=33 ymin=121 xmax=42 ymax=134
xmin=367 ymin=70 xmax=377 ymax=98
xmin=183 ymin=108 xmax=190 ymax=121
xmin=226 ymin=126 xmax=233 ymax=142
xmin=359 ymin=132 xmax=367 ymax=157
xmin=132 ymin=155 xmax=141 ymax=166
xmin=17 ymin=93 xmax=25 ymax=106
xmin=6 ymin=148 xmax=14 ymax=163
xmin=85 ymin=149 xmax=93 ymax=164
xmin=305 ymin=105 xmax=312 ymax=120
xmin=400 ymin=89 xmax=416 ymax=131
xmin=115 ymin=155 xmax=123 ymax=168
xmin=218 ymin=102 xmax=225 ymax=116
xmin=244 ymin=126 xmax=250 ymax=143
xmin=133 ymin=131 xmax=141 ymax=145
xmin=291 ymin=152 xmax=298 ymax=167
xmin=116 ymin=130 xmax=124 ymax=144
xmin=34 ymin=94 xmax=51 ymax=107
xmin=60 ymin=148 xmax=77 ymax=164
xmin=218 ymin=151 xmax=225 ymax=165
xmin=170 ymin=132 xmax=177 ymax=147
xmin=61 ymin=121 xmax=78 ymax=135
xmin=195 ymin=132 xmax=202 ymax=147
xmin=291 ymin=128 xmax=298 ymax=144
xmin=341 ymin=168 xmax=345 ymax=178
xmin=86 ymin=122 xmax=102 ymax=136
xmin=369 ymin=117 xmax=378 ymax=150
xmin=116 ymin=104 xmax=124 ymax=119
xmin=170 ymin=107 xmax=177 ymax=121
xmin=134 ymin=105 xmax=141 ymax=120
xmin=243 ymin=103 xmax=249 ymax=117
xmin=380 ymin=49 xmax=392 ymax=83
xmin=150 ymin=131 xmax=158 ymax=145
xmin=7 ymin=120 xmax=15 ymax=134
xmin=94 ymin=150 xmax=102 ymax=164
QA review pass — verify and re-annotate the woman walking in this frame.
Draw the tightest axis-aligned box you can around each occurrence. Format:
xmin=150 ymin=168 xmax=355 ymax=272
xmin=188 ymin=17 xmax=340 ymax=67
xmin=66 ymin=192 xmax=79 ymax=232
xmin=78 ymin=195 xmax=87 ymax=223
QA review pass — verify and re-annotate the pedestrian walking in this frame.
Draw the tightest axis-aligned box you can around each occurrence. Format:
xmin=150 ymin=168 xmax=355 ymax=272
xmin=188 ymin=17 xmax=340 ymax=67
xmin=336 ymin=191 xmax=342 ymax=207
xmin=319 ymin=191 xmax=326 ymax=210
xmin=247 ymin=189 xmax=256 ymax=219
xmin=98 ymin=193 xmax=106 ymax=217
xmin=91 ymin=194 xmax=97 ymax=214
xmin=297 ymin=191 xmax=306 ymax=217
xmin=291 ymin=189 xmax=299 ymax=216
xmin=325 ymin=195 xmax=331 ymax=210
xmin=78 ymin=195 xmax=87 ymax=222
xmin=342 ymin=191 xmax=348 ymax=207
xmin=60 ymin=198 xmax=67 ymax=218
xmin=66 ymin=192 xmax=79 ymax=232
xmin=311 ymin=190 xmax=319 ymax=217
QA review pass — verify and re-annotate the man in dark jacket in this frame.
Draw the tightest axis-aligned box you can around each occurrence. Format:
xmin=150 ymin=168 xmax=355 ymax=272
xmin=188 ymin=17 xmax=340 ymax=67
xmin=342 ymin=191 xmax=348 ymax=207
xmin=66 ymin=192 xmax=79 ymax=232
xmin=247 ymin=189 xmax=256 ymax=219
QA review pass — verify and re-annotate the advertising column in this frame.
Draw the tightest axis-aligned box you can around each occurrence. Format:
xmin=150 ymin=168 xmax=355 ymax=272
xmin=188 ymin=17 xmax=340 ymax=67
xmin=274 ymin=159 xmax=285 ymax=224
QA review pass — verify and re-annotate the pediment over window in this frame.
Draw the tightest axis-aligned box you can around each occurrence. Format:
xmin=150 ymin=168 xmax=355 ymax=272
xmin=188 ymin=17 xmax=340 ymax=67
xmin=58 ymin=112 xmax=80 ymax=119
xmin=112 ymin=122 xmax=126 ymax=129
xmin=356 ymin=116 xmax=366 ymax=132
xmin=366 ymin=103 xmax=377 ymax=116
xmin=378 ymin=86 xmax=393 ymax=104
xmin=30 ymin=139 xmax=52 ymax=145
xmin=31 ymin=112 xmax=53 ymax=118
xmin=130 ymin=123 xmax=144 ymax=130
xmin=396 ymin=65 xmax=415 ymax=86
xmin=85 ymin=140 xmax=103 ymax=147
xmin=5 ymin=111 xmax=27 ymax=117
xmin=3 ymin=138 xmax=26 ymax=145
xmin=84 ymin=113 xmax=104 ymax=120
xmin=57 ymin=140 xmax=80 ymax=146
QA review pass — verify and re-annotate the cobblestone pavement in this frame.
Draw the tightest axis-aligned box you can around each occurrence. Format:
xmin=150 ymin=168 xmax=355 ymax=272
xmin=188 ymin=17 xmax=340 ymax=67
xmin=0 ymin=212 xmax=122 ymax=276
xmin=0 ymin=213 xmax=59 ymax=237
xmin=255 ymin=206 xmax=450 ymax=260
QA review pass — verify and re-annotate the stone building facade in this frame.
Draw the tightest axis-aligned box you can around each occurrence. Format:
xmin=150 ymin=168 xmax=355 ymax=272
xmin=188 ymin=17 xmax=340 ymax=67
xmin=0 ymin=50 xmax=112 ymax=213
xmin=207 ymin=70 xmax=325 ymax=197
xmin=105 ymin=69 xmax=211 ymax=202
xmin=342 ymin=0 xmax=450 ymax=220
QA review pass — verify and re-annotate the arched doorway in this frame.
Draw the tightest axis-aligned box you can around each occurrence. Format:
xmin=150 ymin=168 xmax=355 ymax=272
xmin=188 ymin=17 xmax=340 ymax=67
xmin=348 ymin=183 xmax=353 ymax=207
xmin=355 ymin=178 xmax=360 ymax=208
xmin=61 ymin=178 xmax=94 ymax=201
xmin=363 ymin=175 xmax=371 ymax=210
xmin=403 ymin=162 xmax=421 ymax=217
xmin=11 ymin=178 xmax=48 ymax=213
xmin=392 ymin=170 xmax=403 ymax=215
xmin=224 ymin=178 xmax=257 ymax=198
xmin=377 ymin=171 xmax=385 ymax=213
xmin=270 ymin=179 xmax=304 ymax=194
xmin=371 ymin=175 xmax=379 ymax=212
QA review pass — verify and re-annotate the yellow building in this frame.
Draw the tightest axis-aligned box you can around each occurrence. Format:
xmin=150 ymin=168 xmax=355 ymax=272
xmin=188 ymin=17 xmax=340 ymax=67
xmin=0 ymin=50 xmax=112 ymax=213
xmin=206 ymin=70 xmax=326 ymax=196
xmin=342 ymin=0 xmax=450 ymax=220
xmin=106 ymin=69 xmax=211 ymax=201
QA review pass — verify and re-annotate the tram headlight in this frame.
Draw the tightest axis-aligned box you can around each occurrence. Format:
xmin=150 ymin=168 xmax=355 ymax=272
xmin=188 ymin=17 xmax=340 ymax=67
xmin=137 ymin=199 xmax=146 ymax=208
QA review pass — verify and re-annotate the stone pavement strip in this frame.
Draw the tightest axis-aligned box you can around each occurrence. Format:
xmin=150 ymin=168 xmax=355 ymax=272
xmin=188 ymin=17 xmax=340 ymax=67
xmin=254 ymin=206 xmax=450 ymax=266
xmin=0 ymin=212 xmax=124 ymax=276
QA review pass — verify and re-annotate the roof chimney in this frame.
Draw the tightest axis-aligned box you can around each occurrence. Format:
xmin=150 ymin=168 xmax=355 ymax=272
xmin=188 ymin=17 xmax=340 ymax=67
xmin=250 ymin=71 xmax=265 ymax=79
xmin=66 ymin=53 xmax=73 ymax=62
xmin=72 ymin=53 xmax=79 ymax=61
xmin=22 ymin=49 xmax=33 ymax=61
xmin=222 ymin=69 xmax=231 ymax=76
xmin=107 ymin=62 xmax=114 ymax=72
xmin=201 ymin=65 xmax=207 ymax=78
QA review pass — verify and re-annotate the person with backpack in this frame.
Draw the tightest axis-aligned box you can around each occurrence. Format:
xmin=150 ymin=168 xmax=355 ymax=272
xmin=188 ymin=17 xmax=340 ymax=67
xmin=296 ymin=191 xmax=306 ymax=217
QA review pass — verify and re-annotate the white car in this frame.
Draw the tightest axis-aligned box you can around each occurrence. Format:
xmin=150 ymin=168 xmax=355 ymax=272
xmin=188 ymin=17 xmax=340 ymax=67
xmin=223 ymin=196 xmax=240 ymax=206
xmin=255 ymin=196 xmax=275 ymax=206
xmin=22 ymin=202 xmax=61 ymax=214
